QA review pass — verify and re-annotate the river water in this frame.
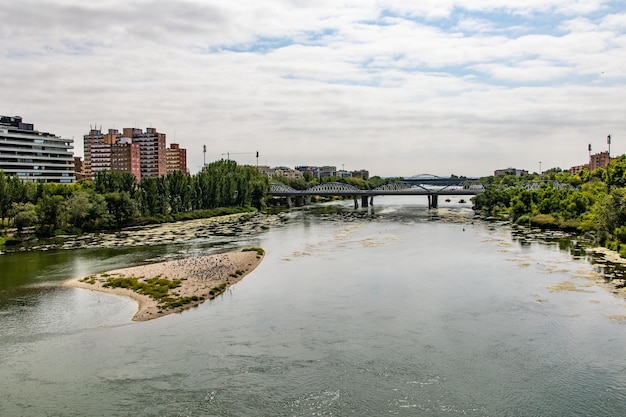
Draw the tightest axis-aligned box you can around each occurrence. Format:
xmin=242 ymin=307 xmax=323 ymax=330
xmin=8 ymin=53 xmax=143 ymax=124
xmin=1 ymin=197 xmax=625 ymax=416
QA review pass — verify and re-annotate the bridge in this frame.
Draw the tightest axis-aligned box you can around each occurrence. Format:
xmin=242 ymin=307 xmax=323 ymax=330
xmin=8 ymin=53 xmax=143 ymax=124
xmin=269 ymin=175 xmax=485 ymax=209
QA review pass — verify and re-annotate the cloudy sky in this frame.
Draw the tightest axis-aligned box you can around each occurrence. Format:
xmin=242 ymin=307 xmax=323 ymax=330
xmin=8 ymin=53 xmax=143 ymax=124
xmin=2 ymin=1 xmax=625 ymax=177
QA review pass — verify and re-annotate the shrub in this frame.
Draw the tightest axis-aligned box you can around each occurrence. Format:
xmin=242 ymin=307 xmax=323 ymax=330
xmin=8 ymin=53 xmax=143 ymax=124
xmin=242 ymin=247 xmax=265 ymax=257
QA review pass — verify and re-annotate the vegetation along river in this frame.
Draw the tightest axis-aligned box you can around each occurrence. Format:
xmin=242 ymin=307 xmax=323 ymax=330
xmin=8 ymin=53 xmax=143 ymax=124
xmin=1 ymin=196 xmax=625 ymax=416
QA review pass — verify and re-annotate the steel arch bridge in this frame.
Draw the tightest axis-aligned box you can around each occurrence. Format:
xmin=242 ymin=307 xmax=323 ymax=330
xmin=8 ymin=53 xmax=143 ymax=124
xmin=268 ymin=179 xmax=485 ymax=209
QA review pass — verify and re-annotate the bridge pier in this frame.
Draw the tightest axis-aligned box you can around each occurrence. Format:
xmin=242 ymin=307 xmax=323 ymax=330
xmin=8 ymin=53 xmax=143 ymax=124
xmin=361 ymin=196 xmax=369 ymax=208
xmin=428 ymin=194 xmax=439 ymax=209
xmin=286 ymin=196 xmax=294 ymax=208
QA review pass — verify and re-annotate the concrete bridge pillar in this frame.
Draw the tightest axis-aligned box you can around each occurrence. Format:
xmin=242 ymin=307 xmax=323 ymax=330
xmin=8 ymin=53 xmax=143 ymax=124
xmin=428 ymin=194 xmax=439 ymax=209
xmin=286 ymin=196 xmax=294 ymax=208
xmin=305 ymin=196 xmax=312 ymax=205
xmin=353 ymin=196 xmax=359 ymax=209
xmin=361 ymin=196 xmax=369 ymax=208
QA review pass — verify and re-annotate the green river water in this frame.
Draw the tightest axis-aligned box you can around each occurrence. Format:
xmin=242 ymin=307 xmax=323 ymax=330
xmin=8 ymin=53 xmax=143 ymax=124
xmin=0 ymin=196 xmax=625 ymax=416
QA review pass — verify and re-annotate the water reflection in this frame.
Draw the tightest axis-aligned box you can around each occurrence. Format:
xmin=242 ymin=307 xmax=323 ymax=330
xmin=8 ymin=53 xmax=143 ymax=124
xmin=0 ymin=198 xmax=625 ymax=416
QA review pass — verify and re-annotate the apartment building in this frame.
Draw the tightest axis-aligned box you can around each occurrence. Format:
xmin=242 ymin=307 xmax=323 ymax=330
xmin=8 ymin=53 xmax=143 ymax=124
xmin=166 ymin=143 xmax=188 ymax=174
xmin=258 ymin=165 xmax=303 ymax=178
xmin=84 ymin=126 xmax=181 ymax=180
xmin=0 ymin=115 xmax=75 ymax=183
xmin=125 ymin=127 xmax=166 ymax=179
xmin=112 ymin=138 xmax=141 ymax=181
xmin=569 ymin=151 xmax=612 ymax=174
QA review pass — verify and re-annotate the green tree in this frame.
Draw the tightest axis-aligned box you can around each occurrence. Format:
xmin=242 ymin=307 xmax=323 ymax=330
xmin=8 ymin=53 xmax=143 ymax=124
xmin=36 ymin=194 xmax=67 ymax=235
xmin=10 ymin=202 xmax=38 ymax=236
xmin=0 ymin=171 xmax=8 ymax=228
xmin=166 ymin=170 xmax=191 ymax=214
xmin=105 ymin=191 xmax=137 ymax=226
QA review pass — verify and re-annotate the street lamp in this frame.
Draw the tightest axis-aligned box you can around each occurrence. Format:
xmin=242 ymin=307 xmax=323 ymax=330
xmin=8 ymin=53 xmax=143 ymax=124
xmin=539 ymin=161 xmax=542 ymax=175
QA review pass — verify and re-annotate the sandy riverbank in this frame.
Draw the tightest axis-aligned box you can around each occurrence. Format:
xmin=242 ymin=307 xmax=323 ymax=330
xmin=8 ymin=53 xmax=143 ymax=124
xmin=64 ymin=249 xmax=264 ymax=321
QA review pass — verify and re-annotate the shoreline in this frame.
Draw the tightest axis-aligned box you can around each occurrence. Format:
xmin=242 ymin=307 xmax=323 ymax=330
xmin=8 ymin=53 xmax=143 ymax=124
xmin=64 ymin=249 xmax=264 ymax=321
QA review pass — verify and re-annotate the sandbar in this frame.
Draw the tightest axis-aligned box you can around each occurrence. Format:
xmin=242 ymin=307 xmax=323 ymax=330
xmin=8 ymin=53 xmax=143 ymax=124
xmin=64 ymin=249 xmax=264 ymax=321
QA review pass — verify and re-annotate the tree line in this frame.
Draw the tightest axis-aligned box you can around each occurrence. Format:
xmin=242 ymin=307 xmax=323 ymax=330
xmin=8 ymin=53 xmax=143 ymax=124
xmin=0 ymin=159 xmax=269 ymax=237
xmin=5 ymin=156 xmax=626 ymax=257
xmin=472 ymin=155 xmax=626 ymax=256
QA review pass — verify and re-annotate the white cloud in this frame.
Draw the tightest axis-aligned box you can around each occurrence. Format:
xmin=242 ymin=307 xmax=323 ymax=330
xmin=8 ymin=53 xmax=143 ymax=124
xmin=1 ymin=0 xmax=625 ymax=177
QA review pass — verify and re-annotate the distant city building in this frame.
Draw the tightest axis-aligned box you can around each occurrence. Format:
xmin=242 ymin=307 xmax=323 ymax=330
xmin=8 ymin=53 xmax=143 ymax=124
xmin=569 ymin=151 xmax=613 ymax=174
xmin=258 ymin=165 xmax=303 ymax=179
xmin=295 ymin=165 xmax=338 ymax=178
xmin=84 ymin=125 xmax=183 ymax=180
xmin=351 ymin=169 xmax=369 ymax=180
xmin=494 ymin=168 xmax=528 ymax=177
xmin=112 ymin=138 xmax=141 ymax=181
xmin=166 ymin=143 xmax=188 ymax=174
xmin=590 ymin=151 xmax=611 ymax=171
xmin=123 ymin=127 xmax=166 ymax=179
xmin=0 ymin=115 xmax=75 ymax=183
xmin=569 ymin=164 xmax=588 ymax=175
xmin=74 ymin=157 xmax=87 ymax=181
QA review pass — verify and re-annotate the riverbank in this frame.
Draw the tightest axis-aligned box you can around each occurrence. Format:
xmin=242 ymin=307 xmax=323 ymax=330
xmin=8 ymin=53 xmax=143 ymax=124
xmin=1 ymin=212 xmax=289 ymax=253
xmin=64 ymin=249 xmax=264 ymax=321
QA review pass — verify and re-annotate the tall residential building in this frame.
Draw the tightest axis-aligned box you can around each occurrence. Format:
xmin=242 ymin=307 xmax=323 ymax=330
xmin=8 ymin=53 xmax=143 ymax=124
xmin=125 ymin=127 xmax=166 ymax=179
xmin=166 ymin=143 xmax=188 ymax=174
xmin=84 ymin=125 xmax=183 ymax=180
xmin=0 ymin=115 xmax=75 ymax=183
xmin=590 ymin=151 xmax=611 ymax=171
xmin=112 ymin=138 xmax=141 ymax=181
xmin=569 ymin=151 xmax=613 ymax=174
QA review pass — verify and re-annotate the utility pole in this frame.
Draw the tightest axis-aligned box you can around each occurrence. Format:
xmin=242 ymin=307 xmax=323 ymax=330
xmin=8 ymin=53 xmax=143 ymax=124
xmin=588 ymin=143 xmax=592 ymax=166
xmin=608 ymin=134 xmax=612 ymax=158
xmin=203 ymin=145 xmax=206 ymax=166
xmin=539 ymin=161 xmax=542 ymax=175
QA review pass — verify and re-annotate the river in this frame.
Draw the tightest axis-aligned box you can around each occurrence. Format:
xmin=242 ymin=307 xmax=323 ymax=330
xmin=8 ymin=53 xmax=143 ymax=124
xmin=1 ymin=196 xmax=625 ymax=416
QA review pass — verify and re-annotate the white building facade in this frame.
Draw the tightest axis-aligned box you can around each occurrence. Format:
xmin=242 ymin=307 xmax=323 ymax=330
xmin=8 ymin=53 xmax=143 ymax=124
xmin=0 ymin=116 xmax=75 ymax=183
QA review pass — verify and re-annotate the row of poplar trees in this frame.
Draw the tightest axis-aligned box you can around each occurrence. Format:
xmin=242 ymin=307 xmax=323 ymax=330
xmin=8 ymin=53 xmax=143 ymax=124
xmin=0 ymin=159 xmax=269 ymax=236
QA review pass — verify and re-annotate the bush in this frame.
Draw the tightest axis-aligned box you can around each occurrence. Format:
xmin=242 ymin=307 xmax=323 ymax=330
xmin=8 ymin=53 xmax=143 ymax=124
xmin=243 ymin=247 xmax=265 ymax=256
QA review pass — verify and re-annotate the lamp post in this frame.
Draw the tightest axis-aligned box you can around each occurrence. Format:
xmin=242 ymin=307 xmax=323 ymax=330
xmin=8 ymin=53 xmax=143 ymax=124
xmin=539 ymin=161 xmax=542 ymax=176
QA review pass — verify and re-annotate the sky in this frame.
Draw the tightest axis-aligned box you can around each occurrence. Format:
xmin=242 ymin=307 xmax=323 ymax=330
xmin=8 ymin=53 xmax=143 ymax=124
xmin=2 ymin=1 xmax=626 ymax=177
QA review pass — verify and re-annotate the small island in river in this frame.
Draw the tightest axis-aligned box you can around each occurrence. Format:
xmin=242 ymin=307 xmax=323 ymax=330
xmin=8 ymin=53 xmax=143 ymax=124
xmin=65 ymin=248 xmax=265 ymax=321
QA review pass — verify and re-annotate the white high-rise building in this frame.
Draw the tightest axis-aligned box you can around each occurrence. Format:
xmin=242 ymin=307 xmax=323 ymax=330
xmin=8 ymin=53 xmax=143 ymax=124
xmin=0 ymin=116 xmax=75 ymax=183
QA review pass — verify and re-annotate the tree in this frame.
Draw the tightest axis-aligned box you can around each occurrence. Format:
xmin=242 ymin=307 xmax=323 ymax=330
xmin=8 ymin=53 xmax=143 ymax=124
xmin=95 ymin=171 xmax=138 ymax=195
xmin=0 ymin=171 xmax=8 ymax=228
xmin=36 ymin=195 xmax=67 ymax=235
xmin=66 ymin=190 xmax=92 ymax=228
xmin=166 ymin=170 xmax=191 ymax=214
xmin=105 ymin=191 xmax=137 ymax=227
xmin=11 ymin=203 xmax=38 ymax=236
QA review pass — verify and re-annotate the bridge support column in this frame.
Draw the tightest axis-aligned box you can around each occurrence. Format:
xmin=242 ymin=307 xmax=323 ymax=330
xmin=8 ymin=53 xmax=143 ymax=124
xmin=353 ymin=196 xmax=359 ymax=209
xmin=428 ymin=194 xmax=439 ymax=209
xmin=286 ymin=196 xmax=294 ymax=208
xmin=305 ymin=196 xmax=312 ymax=205
xmin=361 ymin=196 xmax=369 ymax=208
